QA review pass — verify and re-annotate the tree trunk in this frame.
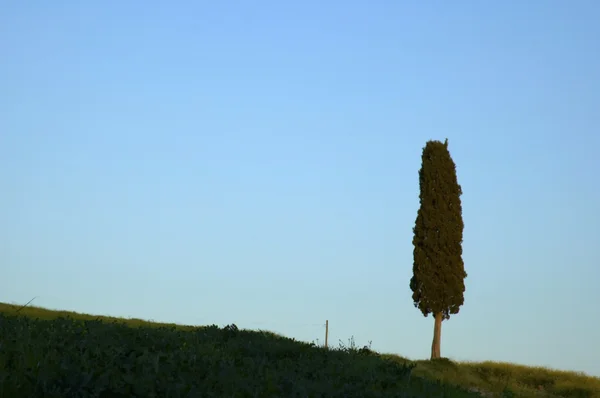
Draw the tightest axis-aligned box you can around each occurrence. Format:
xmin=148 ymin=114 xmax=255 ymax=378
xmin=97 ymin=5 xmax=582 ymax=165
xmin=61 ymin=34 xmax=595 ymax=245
xmin=430 ymin=312 xmax=443 ymax=359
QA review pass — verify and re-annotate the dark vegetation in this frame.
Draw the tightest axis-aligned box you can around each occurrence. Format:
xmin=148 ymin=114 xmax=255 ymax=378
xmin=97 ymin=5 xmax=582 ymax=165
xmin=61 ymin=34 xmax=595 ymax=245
xmin=1 ymin=303 xmax=476 ymax=397
xmin=1 ymin=303 xmax=599 ymax=397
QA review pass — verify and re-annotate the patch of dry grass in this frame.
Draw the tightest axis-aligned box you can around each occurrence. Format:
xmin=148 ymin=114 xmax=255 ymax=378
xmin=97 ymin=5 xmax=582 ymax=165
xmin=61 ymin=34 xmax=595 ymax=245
xmin=377 ymin=355 xmax=600 ymax=397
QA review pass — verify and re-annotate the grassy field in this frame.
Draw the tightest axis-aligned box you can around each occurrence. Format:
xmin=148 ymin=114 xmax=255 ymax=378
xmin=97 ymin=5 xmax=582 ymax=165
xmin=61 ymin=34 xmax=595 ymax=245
xmin=1 ymin=302 xmax=598 ymax=397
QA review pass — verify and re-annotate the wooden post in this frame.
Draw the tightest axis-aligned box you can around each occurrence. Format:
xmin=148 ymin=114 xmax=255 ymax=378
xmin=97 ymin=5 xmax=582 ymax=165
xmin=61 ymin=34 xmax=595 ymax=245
xmin=325 ymin=320 xmax=329 ymax=349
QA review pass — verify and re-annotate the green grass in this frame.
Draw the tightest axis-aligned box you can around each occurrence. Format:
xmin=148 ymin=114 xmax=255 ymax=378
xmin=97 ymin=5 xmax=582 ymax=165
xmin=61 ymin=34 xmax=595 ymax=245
xmin=1 ymin=302 xmax=598 ymax=397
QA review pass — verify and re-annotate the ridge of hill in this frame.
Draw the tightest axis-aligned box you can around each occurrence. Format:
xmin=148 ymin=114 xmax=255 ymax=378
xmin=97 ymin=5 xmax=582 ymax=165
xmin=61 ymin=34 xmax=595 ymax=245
xmin=1 ymin=302 xmax=598 ymax=397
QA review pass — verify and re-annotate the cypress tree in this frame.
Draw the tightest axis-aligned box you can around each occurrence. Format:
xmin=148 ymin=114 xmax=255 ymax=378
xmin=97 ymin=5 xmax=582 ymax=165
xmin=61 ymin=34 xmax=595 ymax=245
xmin=410 ymin=138 xmax=466 ymax=360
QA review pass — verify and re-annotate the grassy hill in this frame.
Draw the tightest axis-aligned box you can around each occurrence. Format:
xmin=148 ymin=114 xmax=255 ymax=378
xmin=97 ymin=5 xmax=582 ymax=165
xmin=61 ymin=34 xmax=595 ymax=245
xmin=1 ymin=302 xmax=598 ymax=397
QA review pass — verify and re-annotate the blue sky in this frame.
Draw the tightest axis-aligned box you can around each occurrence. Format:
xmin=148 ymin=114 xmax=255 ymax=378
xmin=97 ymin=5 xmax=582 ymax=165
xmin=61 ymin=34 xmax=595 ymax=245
xmin=1 ymin=0 xmax=599 ymax=377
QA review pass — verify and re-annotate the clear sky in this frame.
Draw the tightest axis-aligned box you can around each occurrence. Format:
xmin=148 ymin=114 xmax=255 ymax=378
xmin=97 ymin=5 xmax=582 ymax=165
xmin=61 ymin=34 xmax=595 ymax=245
xmin=2 ymin=1 xmax=599 ymax=377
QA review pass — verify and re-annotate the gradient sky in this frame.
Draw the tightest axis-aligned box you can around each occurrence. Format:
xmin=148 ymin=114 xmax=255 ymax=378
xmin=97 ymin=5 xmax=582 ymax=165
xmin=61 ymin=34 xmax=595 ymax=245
xmin=2 ymin=1 xmax=599 ymax=377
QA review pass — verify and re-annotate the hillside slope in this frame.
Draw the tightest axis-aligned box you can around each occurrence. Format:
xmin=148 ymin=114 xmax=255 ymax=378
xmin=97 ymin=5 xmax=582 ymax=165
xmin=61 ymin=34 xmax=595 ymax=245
xmin=1 ymin=302 xmax=598 ymax=397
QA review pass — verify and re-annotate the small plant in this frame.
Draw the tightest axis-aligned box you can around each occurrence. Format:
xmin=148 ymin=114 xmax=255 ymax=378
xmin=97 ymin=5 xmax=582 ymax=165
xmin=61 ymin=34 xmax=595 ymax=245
xmin=223 ymin=323 xmax=239 ymax=333
xmin=337 ymin=335 xmax=358 ymax=352
xmin=336 ymin=336 xmax=374 ymax=356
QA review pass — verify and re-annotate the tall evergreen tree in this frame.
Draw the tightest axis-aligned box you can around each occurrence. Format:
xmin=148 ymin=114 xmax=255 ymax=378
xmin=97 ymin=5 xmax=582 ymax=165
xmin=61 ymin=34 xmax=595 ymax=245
xmin=410 ymin=138 xmax=466 ymax=360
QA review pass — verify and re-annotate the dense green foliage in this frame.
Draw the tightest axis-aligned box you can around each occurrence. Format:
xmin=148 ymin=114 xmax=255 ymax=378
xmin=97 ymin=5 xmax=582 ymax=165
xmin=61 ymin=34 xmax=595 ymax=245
xmin=411 ymin=139 xmax=466 ymax=320
xmin=0 ymin=311 xmax=478 ymax=397
xmin=1 ymin=304 xmax=599 ymax=397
